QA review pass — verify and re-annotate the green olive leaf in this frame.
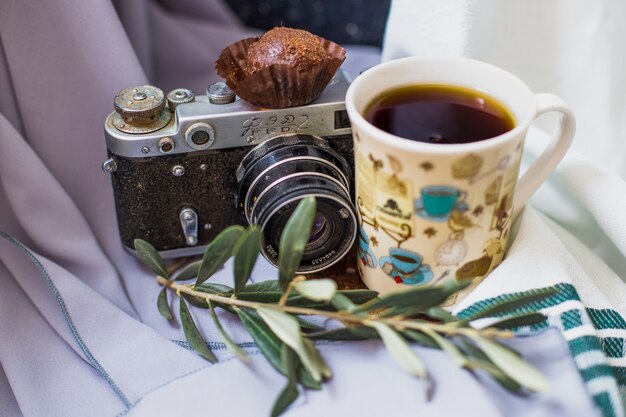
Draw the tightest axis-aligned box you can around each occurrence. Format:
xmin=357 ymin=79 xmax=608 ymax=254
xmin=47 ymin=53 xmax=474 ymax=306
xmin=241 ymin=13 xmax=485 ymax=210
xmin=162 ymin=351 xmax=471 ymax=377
xmin=233 ymin=227 xmax=262 ymax=295
xmin=278 ymin=196 xmax=317 ymax=291
xmin=194 ymin=283 xmax=234 ymax=295
xmin=233 ymin=293 xmax=369 ymax=312
xmin=471 ymin=358 xmax=525 ymax=393
xmin=195 ymin=226 xmax=245 ymax=287
xmin=425 ymin=307 xmax=457 ymax=322
xmin=236 ymin=280 xmax=283 ymax=303
xmin=179 ymin=296 xmax=216 ymax=363
xmin=235 ymin=308 xmax=320 ymax=390
xmin=401 ymin=330 xmax=439 ymax=349
xmin=471 ymin=335 xmax=549 ymax=393
xmin=236 ymin=308 xmax=282 ymax=369
xmin=236 ymin=281 xmax=376 ymax=310
xmin=184 ymin=282 xmax=235 ymax=314
xmin=309 ymin=326 xmax=379 ymax=341
xmin=420 ymin=328 xmax=468 ymax=367
xmin=330 ymin=293 xmax=359 ymax=313
xmin=174 ymin=260 xmax=202 ymax=281
xmin=208 ymin=300 xmax=249 ymax=362
xmin=294 ymin=279 xmax=337 ymax=302
xmin=465 ymin=287 xmax=557 ymax=320
xmin=237 ymin=291 xmax=282 ymax=304
xmin=157 ymin=287 xmax=173 ymax=320
xmin=338 ymin=289 xmax=379 ymax=305
xmin=183 ymin=294 xmax=212 ymax=310
xmin=485 ymin=312 xmax=547 ymax=330
xmin=459 ymin=339 xmax=523 ymax=393
xmin=364 ymin=279 xmax=470 ymax=312
xmin=257 ymin=306 xmax=321 ymax=382
xmin=296 ymin=318 xmax=325 ymax=332
xmin=366 ymin=321 xmax=430 ymax=399
xmin=190 ymin=284 xmax=234 ymax=312
xmin=243 ymin=280 xmax=282 ymax=292
xmin=134 ymin=239 xmax=169 ymax=279
xmin=271 ymin=346 xmax=300 ymax=417
xmin=287 ymin=289 xmax=377 ymax=312
xmin=303 ymin=338 xmax=331 ymax=380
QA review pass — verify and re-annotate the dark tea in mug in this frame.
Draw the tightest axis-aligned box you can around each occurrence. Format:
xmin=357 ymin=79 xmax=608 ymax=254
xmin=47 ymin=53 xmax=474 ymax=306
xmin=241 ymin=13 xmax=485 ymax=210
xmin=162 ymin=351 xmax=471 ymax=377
xmin=363 ymin=84 xmax=515 ymax=144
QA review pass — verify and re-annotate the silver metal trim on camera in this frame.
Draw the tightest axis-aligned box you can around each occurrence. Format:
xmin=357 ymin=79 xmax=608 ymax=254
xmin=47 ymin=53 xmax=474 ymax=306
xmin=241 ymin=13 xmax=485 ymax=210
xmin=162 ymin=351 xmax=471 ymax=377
xmin=248 ymin=172 xmax=350 ymax=224
xmin=243 ymin=156 xmax=351 ymax=219
xmin=125 ymin=245 xmax=205 ymax=259
xmin=103 ymin=71 xmax=351 ymax=159
xmin=179 ymin=207 xmax=199 ymax=246
xmin=158 ymin=137 xmax=175 ymax=153
xmin=185 ymin=122 xmax=216 ymax=150
xmin=171 ymin=165 xmax=185 ymax=176
xmin=102 ymin=158 xmax=117 ymax=173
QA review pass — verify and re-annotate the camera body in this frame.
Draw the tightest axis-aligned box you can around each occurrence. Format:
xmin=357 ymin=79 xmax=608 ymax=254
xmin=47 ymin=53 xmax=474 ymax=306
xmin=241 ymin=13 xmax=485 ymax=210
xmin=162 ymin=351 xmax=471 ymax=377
xmin=103 ymin=71 xmax=356 ymax=273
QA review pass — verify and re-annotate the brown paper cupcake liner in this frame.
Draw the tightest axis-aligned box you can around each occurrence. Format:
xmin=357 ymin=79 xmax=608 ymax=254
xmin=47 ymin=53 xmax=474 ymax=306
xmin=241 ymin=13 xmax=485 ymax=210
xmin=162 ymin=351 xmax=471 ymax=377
xmin=215 ymin=36 xmax=346 ymax=109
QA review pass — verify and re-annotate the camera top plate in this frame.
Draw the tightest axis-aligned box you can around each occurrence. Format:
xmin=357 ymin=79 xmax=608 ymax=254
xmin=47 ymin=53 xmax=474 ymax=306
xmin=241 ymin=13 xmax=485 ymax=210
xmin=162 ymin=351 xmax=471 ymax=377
xmin=104 ymin=71 xmax=352 ymax=159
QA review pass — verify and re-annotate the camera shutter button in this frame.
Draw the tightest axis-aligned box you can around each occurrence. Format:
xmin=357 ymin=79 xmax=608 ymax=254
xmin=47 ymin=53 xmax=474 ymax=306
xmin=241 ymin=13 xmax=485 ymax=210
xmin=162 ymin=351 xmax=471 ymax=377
xmin=167 ymin=88 xmax=195 ymax=112
xmin=207 ymin=82 xmax=236 ymax=104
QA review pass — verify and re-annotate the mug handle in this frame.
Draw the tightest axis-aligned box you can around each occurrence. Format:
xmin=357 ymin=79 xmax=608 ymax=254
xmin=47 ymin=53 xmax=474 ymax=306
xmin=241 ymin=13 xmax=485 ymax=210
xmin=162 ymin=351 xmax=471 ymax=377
xmin=513 ymin=93 xmax=576 ymax=218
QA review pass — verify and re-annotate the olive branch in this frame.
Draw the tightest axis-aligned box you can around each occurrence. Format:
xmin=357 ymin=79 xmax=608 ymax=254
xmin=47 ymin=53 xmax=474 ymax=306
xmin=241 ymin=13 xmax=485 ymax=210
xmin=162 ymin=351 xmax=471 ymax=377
xmin=135 ymin=196 xmax=553 ymax=417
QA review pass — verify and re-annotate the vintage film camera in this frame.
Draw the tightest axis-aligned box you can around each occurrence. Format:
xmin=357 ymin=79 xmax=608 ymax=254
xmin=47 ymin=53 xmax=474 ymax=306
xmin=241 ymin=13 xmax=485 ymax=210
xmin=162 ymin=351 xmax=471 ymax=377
xmin=102 ymin=72 xmax=357 ymax=274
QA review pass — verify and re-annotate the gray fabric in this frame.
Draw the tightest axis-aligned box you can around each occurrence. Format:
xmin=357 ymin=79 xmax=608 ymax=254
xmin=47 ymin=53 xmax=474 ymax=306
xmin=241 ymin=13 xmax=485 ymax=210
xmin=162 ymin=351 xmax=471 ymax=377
xmin=0 ymin=1 xmax=595 ymax=416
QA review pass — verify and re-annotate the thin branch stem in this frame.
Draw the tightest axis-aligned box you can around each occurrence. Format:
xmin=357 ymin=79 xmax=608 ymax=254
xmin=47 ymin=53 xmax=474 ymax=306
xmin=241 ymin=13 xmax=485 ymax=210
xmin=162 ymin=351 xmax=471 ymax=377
xmin=278 ymin=275 xmax=305 ymax=307
xmin=157 ymin=276 xmax=514 ymax=340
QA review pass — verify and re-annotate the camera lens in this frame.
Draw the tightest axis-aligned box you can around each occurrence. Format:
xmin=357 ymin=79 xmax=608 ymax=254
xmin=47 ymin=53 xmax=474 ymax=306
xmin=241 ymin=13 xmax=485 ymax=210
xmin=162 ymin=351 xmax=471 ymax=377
xmin=236 ymin=134 xmax=357 ymax=273
xmin=308 ymin=213 xmax=327 ymax=244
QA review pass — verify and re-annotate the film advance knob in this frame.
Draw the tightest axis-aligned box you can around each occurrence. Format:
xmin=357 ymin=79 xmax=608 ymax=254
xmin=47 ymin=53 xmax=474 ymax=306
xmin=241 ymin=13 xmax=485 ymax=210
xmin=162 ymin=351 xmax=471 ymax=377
xmin=206 ymin=82 xmax=236 ymax=104
xmin=112 ymin=85 xmax=171 ymax=133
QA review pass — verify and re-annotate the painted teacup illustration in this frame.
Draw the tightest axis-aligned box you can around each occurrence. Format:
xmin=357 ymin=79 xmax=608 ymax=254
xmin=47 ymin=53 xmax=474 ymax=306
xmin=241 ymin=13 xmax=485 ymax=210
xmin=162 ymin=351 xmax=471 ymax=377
xmin=380 ymin=247 xmax=433 ymax=285
xmin=357 ymin=226 xmax=377 ymax=268
xmin=414 ymin=185 xmax=467 ymax=221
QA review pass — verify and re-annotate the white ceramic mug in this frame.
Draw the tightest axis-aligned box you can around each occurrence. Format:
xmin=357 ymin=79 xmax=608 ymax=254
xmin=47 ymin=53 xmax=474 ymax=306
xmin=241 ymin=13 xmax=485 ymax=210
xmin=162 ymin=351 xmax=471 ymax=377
xmin=345 ymin=56 xmax=575 ymax=300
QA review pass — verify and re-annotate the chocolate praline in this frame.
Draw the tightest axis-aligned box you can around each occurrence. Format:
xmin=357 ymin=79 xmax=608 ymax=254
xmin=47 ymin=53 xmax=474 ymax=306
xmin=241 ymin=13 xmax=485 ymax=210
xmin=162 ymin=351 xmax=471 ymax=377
xmin=245 ymin=27 xmax=327 ymax=74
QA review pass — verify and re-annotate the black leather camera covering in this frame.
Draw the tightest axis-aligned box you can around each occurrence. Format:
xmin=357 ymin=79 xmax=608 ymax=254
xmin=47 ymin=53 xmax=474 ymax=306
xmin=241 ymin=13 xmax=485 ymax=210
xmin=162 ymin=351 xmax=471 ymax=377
xmin=108 ymin=135 xmax=353 ymax=253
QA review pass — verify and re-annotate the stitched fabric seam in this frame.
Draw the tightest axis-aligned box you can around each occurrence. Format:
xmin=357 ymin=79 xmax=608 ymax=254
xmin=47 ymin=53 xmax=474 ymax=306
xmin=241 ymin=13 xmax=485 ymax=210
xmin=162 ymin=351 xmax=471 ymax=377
xmin=0 ymin=231 xmax=131 ymax=407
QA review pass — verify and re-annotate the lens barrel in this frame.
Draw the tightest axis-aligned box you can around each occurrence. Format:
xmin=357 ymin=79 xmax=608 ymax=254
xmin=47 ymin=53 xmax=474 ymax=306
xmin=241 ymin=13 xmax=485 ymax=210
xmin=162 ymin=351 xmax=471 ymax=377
xmin=236 ymin=134 xmax=357 ymax=273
